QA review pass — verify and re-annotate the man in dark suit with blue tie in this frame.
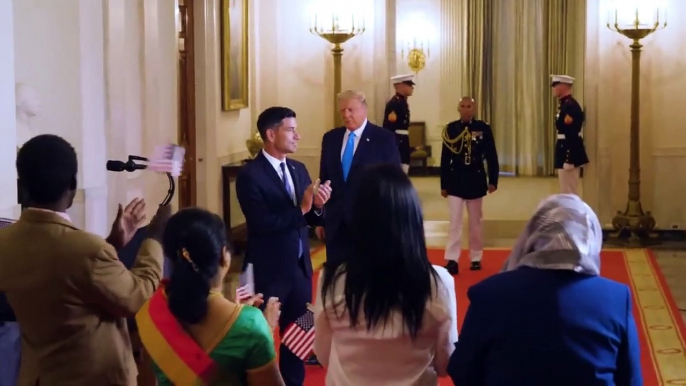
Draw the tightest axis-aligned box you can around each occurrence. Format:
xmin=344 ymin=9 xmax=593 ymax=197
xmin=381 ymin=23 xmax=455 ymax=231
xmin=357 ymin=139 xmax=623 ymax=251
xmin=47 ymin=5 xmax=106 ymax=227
xmin=236 ymin=107 xmax=332 ymax=386
xmin=318 ymin=89 xmax=401 ymax=265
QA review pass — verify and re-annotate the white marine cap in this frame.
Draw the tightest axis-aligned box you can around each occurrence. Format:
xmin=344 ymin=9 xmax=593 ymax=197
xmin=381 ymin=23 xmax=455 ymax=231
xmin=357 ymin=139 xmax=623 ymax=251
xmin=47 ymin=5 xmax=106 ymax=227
xmin=390 ymin=74 xmax=415 ymax=85
xmin=550 ymin=74 xmax=575 ymax=85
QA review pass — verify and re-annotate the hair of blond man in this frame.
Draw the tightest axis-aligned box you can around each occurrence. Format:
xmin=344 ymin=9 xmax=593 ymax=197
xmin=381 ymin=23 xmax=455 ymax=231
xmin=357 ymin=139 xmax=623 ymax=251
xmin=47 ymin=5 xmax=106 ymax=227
xmin=337 ymin=90 xmax=367 ymax=106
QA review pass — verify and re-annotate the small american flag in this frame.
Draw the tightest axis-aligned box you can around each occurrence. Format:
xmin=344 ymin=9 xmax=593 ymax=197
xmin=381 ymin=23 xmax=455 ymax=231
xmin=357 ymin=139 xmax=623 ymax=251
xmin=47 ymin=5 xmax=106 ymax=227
xmin=148 ymin=145 xmax=185 ymax=177
xmin=235 ymin=284 xmax=252 ymax=302
xmin=282 ymin=307 xmax=315 ymax=360
xmin=0 ymin=218 xmax=15 ymax=229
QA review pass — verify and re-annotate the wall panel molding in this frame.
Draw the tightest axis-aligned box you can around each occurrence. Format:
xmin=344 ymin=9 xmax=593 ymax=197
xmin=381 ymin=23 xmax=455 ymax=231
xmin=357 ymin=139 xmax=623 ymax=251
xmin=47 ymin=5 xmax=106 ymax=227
xmin=652 ymin=147 xmax=686 ymax=157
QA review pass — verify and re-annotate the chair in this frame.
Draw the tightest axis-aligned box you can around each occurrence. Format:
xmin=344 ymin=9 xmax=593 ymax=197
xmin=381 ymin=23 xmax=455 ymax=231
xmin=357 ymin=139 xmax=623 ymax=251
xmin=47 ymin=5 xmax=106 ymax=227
xmin=408 ymin=121 xmax=432 ymax=176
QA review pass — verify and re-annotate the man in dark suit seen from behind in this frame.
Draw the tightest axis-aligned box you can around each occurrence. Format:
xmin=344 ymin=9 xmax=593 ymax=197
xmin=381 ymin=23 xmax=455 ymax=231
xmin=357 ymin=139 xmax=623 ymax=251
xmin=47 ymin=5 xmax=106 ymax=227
xmin=317 ymin=89 xmax=401 ymax=266
xmin=236 ymin=107 xmax=332 ymax=386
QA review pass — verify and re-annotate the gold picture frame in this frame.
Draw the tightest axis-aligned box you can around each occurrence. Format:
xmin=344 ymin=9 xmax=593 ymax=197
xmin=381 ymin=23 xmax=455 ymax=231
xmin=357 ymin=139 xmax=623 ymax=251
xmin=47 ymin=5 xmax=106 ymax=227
xmin=221 ymin=0 xmax=249 ymax=111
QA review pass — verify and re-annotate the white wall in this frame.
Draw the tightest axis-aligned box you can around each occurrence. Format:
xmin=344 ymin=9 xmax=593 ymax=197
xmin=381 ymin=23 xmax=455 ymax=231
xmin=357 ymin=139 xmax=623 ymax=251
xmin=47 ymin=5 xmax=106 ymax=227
xmin=195 ymin=0 xmax=390 ymax=226
xmin=10 ymin=0 xmax=178 ymax=233
xmin=584 ymin=0 xmax=686 ymax=229
xmin=0 ymin=0 xmax=18 ymax=220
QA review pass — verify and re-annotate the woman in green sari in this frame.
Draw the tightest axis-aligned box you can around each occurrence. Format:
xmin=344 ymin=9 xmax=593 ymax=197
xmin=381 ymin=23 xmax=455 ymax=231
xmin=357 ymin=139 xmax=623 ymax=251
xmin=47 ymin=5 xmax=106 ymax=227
xmin=136 ymin=208 xmax=284 ymax=386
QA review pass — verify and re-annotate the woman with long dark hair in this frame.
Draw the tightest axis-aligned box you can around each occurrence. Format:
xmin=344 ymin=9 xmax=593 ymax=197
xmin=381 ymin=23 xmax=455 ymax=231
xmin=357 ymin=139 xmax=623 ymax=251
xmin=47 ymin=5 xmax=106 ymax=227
xmin=136 ymin=208 xmax=284 ymax=385
xmin=313 ymin=164 xmax=456 ymax=385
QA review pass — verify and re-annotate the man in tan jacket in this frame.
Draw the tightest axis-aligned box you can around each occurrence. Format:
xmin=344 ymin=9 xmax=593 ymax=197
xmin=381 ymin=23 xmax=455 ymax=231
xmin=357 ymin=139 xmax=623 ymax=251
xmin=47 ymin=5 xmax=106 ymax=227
xmin=0 ymin=134 xmax=171 ymax=386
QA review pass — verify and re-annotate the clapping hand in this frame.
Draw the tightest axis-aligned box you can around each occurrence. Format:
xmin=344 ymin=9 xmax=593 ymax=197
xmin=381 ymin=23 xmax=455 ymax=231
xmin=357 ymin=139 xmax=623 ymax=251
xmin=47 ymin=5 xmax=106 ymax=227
xmin=263 ymin=297 xmax=281 ymax=329
xmin=241 ymin=294 xmax=281 ymax=329
xmin=107 ymin=198 xmax=147 ymax=249
xmin=240 ymin=293 xmax=265 ymax=308
xmin=301 ymin=184 xmax=315 ymax=214
xmin=314 ymin=180 xmax=332 ymax=208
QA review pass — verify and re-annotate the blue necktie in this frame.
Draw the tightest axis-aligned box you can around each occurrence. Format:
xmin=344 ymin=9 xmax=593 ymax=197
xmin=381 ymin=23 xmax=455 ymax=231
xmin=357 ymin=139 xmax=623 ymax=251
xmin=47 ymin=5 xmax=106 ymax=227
xmin=341 ymin=132 xmax=356 ymax=181
xmin=280 ymin=162 xmax=295 ymax=203
xmin=280 ymin=162 xmax=303 ymax=258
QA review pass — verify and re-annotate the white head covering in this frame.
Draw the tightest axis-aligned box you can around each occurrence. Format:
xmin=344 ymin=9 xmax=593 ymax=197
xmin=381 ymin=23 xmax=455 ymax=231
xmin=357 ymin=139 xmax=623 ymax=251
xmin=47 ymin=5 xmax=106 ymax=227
xmin=502 ymin=194 xmax=602 ymax=275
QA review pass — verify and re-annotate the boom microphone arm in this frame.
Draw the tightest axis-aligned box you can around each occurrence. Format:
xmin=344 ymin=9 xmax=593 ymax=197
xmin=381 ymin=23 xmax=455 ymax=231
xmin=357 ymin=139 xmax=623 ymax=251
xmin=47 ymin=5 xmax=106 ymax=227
xmin=106 ymin=155 xmax=175 ymax=206
xmin=162 ymin=173 xmax=174 ymax=206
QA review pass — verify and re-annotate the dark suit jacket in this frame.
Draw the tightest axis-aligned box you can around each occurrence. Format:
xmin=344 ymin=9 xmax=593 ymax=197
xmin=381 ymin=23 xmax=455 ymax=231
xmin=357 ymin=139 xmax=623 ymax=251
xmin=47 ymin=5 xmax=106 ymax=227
xmin=236 ymin=152 xmax=323 ymax=286
xmin=0 ymin=210 xmax=163 ymax=386
xmin=440 ymin=119 xmax=499 ymax=200
xmin=555 ymin=95 xmax=589 ymax=168
xmin=449 ymin=267 xmax=642 ymax=386
xmin=319 ymin=122 xmax=401 ymax=262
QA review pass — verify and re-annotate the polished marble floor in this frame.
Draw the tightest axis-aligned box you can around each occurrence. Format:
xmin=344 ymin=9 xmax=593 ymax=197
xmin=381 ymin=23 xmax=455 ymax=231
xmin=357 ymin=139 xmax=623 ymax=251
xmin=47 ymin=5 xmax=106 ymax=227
xmin=411 ymin=176 xmax=686 ymax=324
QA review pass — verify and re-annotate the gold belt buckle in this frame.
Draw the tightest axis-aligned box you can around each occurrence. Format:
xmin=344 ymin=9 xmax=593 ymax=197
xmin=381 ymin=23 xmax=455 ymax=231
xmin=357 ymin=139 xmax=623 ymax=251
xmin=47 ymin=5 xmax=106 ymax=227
xmin=464 ymin=155 xmax=471 ymax=165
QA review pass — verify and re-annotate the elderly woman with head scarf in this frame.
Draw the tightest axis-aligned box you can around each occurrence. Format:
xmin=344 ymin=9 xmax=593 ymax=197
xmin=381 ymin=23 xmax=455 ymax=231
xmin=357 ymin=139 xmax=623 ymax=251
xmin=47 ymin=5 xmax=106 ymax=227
xmin=447 ymin=194 xmax=642 ymax=386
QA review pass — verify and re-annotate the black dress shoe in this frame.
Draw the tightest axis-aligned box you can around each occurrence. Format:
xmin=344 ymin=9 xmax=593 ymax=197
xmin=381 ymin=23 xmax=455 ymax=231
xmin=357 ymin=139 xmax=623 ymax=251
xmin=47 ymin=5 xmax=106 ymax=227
xmin=470 ymin=261 xmax=482 ymax=271
xmin=445 ymin=261 xmax=459 ymax=275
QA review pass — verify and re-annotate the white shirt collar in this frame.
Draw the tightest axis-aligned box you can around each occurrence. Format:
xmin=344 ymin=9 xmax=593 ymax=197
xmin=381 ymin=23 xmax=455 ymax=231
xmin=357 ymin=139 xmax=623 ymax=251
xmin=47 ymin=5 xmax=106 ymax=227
xmin=345 ymin=119 xmax=368 ymax=138
xmin=261 ymin=149 xmax=287 ymax=169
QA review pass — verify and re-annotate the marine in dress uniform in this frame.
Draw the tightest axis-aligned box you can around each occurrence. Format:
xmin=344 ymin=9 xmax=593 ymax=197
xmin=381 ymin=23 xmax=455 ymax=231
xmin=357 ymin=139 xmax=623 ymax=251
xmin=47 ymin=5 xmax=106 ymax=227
xmin=440 ymin=97 xmax=499 ymax=275
xmin=383 ymin=74 xmax=415 ymax=174
xmin=551 ymin=74 xmax=589 ymax=195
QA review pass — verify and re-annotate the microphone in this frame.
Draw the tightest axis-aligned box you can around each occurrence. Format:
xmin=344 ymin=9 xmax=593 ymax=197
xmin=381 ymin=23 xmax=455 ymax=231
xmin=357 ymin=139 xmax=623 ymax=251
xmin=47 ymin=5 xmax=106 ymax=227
xmin=106 ymin=148 xmax=185 ymax=207
xmin=106 ymin=160 xmax=147 ymax=172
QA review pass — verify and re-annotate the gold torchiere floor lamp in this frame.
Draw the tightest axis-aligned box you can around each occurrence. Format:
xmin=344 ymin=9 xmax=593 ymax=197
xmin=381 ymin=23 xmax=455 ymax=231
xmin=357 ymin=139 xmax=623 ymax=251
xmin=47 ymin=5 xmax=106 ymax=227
xmin=310 ymin=5 xmax=365 ymax=128
xmin=607 ymin=1 xmax=667 ymax=246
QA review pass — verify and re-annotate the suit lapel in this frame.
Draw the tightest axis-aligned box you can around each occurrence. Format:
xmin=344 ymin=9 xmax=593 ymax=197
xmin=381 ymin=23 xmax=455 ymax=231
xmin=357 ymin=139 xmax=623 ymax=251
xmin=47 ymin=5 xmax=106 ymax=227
xmin=286 ymin=160 xmax=301 ymax=203
xmin=332 ymin=127 xmax=346 ymax=182
xmin=257 ymin=152 xmax=292 ymax=202
xmin=351 ymin=122 xmax=373 ymax=169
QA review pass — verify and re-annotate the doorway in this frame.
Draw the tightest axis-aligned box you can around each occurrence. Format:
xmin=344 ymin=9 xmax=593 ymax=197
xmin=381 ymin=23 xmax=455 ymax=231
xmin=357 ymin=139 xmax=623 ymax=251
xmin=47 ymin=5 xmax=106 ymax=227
xmin=177 ymin=0 xmax=196 ymax=208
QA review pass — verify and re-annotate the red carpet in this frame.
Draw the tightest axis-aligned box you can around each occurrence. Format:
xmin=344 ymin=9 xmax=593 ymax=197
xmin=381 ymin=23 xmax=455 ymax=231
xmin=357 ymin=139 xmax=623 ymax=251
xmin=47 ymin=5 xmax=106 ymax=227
xmin=297 ymin=248 xmax=686 ymax=385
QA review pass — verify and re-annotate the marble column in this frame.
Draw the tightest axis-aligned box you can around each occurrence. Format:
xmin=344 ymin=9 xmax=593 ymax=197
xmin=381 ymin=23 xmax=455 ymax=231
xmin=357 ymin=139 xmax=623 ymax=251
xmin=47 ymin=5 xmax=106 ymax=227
xmin=12 ymin=0 xmax=109 ymax=233
xmin=0 ymin=0 xmax=18 ymax=219
xmin=78 ymin=0 xmax=109 ymax=236
xmin=582 ymin=0 xmax=602 ymax=219
xmin=139 ymin=0 xmax=178 ymax=214
xmin=370 ymin=0 xmax=394 ymax=123
xmin=103 ymin=0 xmax=156 ymax=221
